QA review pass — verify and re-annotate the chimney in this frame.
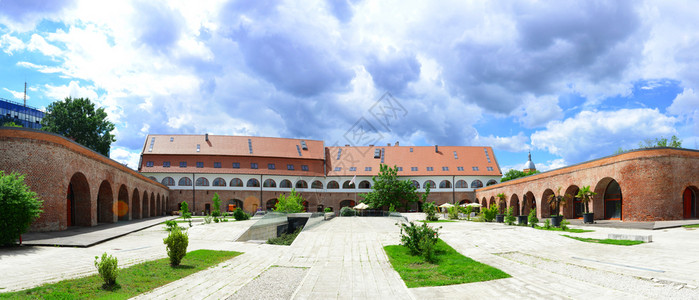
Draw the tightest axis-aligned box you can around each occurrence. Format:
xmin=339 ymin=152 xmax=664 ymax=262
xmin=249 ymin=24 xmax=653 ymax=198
xmin=395 ymin=141 xmax=399 ymax=146
xmin=205 ymin=133 xmax=209 ymax=141
xmin=387 ymin=143 xmax=391 ymax=146
xmin=345 ymin=144 xmax=350 ymax=147
xmin=435 ymin=145 xmax=438 ymax=153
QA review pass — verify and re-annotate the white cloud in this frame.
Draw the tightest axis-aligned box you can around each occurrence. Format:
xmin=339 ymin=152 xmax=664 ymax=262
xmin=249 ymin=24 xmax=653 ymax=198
xmin=668 ymin=88 xmax=699 ymax=117
xmin=531 ymin=108 xmax=677 ymax=163
xmin=16 ymin=61 xmax=64 ymax=73
xmin=0 ymin=34 xmax=25 ymax=54
xmin=3 ymin=88 xmax=27 ymax=100
xmin=27 ymin=34 xmax=63 ymax=57
xmin=513 ymin=94 xmax=563 ymax=128
xmin=474 ymin=133 xmax=530 ymax=153
xmin=110 ymin=146 xmax=141 ymax=170
xmin=43 ymin=81 xmax=99 ymax=101
xmin=536 ymin=158 xmax=567 ymax=172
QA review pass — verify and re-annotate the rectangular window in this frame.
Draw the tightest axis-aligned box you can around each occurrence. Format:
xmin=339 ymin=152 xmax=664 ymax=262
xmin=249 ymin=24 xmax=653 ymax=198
xmin=487 ymin=167 xmax=494 ymax=171
xmin=146 ymin=161 xmax=154 ymax=167
xmin=457 ymin=166 xmax=464 ymax=171
xmin=251 ymin=163 xmax=258 ymax=169
xmin=232 ymin=162 xmax=240 ymax=169
xmin=472 ymin=166 xmax=479 ymax=171
xmin=396 ymin=167 xmax=403 ymax=171
xmin=365 ymin=167 xmax=372 ymax=171
xmin=163 ymin=161 xmax=170 ymax=168
xmin=287 ymin=164 xmax=295 ymax=170
xmin=349 ymin=167 xmax=357 ymax=171
xmin=179 ymin=161 xmax=187 ymax=168
xmin=426 ymin=167 xmax=434 ymax=171
xmin=301 ymin=165 xmax=309 ymax=171
xmin=442 ymin=166 xmax=449 ymax=171
xmin=409 ymin=148 xmax=413 ymax=152
xmin=196 ymin=162 xmax=204 ymax=168
xmin=334 ymin=167 xmax=341 ymax=171
xmin=411 ymin=167 xmax=418 ymax=171
xmin=196 ymin=144 xmax=200 ymax=152
xmin=268 ymin=163 xmax=276 ymax=169
xmin=214 ymin=162 xmax=221 ymax=168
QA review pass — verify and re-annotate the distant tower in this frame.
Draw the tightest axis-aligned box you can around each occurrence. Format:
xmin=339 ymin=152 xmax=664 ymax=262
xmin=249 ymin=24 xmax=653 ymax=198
xmin=23 ymin=82 xmax=27 ymax=107
xmin=523 ymin=151 xmax=536 ymax=173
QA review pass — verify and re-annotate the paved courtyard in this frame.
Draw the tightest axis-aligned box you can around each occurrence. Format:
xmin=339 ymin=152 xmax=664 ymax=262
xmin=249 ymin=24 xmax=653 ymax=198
xmin=1 ymin=214 xmax=698 ymax=299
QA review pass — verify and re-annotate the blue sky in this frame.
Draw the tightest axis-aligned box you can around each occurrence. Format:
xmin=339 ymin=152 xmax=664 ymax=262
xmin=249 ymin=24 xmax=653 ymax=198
xmin=1 ymin=0 xmax=698 ymax=172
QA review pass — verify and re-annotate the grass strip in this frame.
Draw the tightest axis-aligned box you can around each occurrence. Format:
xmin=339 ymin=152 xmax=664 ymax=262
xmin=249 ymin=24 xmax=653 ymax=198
xmin=384 ymin=239 xmax=509 ymax=288
xmin=534 ymin=226 xmax=594 ymax=233
xmin=682 ymin=224 xmax=699 ymax=228
xmin=0 ymin=249 xmax=242 ymax=299
xmin=561 ymin=234 xmax=644 ymax=246
xmin=418 ymin=220 xmax=457 ymax=223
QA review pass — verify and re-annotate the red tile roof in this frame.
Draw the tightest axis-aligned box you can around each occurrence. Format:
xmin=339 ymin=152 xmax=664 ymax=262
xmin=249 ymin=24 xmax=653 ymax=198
xmin=142 ymin=134 xmax=325 ymax=160
xmin=326 ymin=145 xmax=501 ymax=177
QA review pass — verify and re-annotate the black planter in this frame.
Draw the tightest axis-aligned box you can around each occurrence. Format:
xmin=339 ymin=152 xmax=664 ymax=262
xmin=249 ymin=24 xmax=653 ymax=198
xmin=583 ymin=213 xmax=594 ymax=224
xmin=550 ymin=215 xmax=562 ymax=227
xmin=496 ymin=214 xmax=505 ymax=223
xmin=517 ymin=215 xmax=528 ymax=225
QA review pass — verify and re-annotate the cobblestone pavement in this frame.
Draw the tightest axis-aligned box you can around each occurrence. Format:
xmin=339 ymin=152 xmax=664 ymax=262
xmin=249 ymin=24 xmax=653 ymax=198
xmin=2 ymin=214 xmax=699 ymax=299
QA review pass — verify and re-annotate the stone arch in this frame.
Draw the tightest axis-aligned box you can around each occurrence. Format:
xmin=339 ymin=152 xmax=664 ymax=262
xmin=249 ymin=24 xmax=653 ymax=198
xmin=266 ymin=198 xmax=278 ymax=211
xmin=481 ymin=197 xmax=487 ymax=207
xmin=150 ymin=192 xmax=156 ymax=217
xmin=522 ymin=191 xmax=536 ymax=217
xmin=165 ymin=196 xmax=169 ymax=214
xmin=564 ymin=185 xmax=580 ymax=219
xmin=510 ymin=194 xmax=520 ymax=217
xmin=343 ymin=180 xmax=355 ymax=189
xmin=683 ymin=186 xmax=698 ymax=219
xmin=327 ymin=180 xmax=339 ymax=189
xmin=117 ymin=184 xmax=129 ymax=221
xmin=263 ymin=179 xmax=277 ymax=188
xmin=358 ymin=180 xmax=371 ymax=189
xmin=280 ymin=179 xmax=292 ymax=188
xmin=439 ymin=180 xmax=452 ymax=189
xmin=97 ymin=180 xmax=114 ymax=223
xmin=340 ymin=199 xmax=356 ymax=208
xmin=132 ymin=188 xmax=141 ymax=219
xmin=486 ymin=179 xmax=498 ymax=186
xmin=157 ymin=194 xmax=161 ymax=216
xmin=593 ymin=177 xmax=620 ymax=220
xmin=458 ymin=199 xmax=471 ymax=205
xmin=312 ymin=180 xmax=323 ymax=189
xmin=489 ymin=196 xmax=496 ymax=209
xmin=143 ymin=191 xmax=149 ymax=218
xmin=67 ymin=172 xmax=91 ymax=227
xmin=228 ymin=199 xmax=244 ymax=212
xmin=541 ymin=188 xmax=555 ymax=218
xmin=498 ymin=197 xmax=506 ymax=214
xmin=455 ymin=180 xmax=468 ymax=188
xmin=296 ymin=180 xmax=308 ymax=189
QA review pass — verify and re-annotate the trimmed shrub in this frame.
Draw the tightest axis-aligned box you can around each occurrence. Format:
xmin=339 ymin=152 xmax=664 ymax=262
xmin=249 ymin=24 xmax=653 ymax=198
xmin=233 ymin=208 xmax=250 ymax=221
xmin=0 ymin=171 xmax=43 ymax=245
xmin=447 ymin=206 xmax=459 ymax=220
xmin=481 ymin=204 xmax=498 ymax=222
xmin=163 ymin=227 xmax=189 ymax=266
xmin=164 ymin=220 xmax=184 ymax=231
xmin=267 ymin=227 xmax=303 ymax=245
xmin=211 ymin=193 xmax=222 ymax=217
xmin=505 ymin=207 xmax=516 ymax=225
xmin=94 ymin=252 xmax=118 ymax=286
xmin=324 ymin=207 xmax=332 ymax=213
xmin=340 ymin=206 xmax=356 ymax=216
xmin=398 ymin=221 xmax=440 ymax=263
xmin=527 ymin=208 xmax=539 ymax=226
xmin=423 ymin=201 xmax=438 ymax=221
xmin=203 ymin=215 xmax=213 ymax=224
xmin=213 ymin=217 xmax=220 ymax=223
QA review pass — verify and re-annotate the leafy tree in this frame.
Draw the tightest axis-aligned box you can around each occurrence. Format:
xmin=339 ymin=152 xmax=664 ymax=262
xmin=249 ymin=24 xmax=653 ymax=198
xmin=0 ymin=115 xmax=21 ymax=127
xmin=639 ymin=135 xmax=682 ymax=149
xmin=576 ymin=185 xmax=597 ymax=214
xmin=211 ymin=193 xmax=222 ymax=217
xmin=362 ymin=164 xmax=429 ymax=210
xmin=547 ymin=187 xmax=571 ymax=217
xmin=501 ymin=169 xmax=540 ymax=182
xmin=0 ymin=171 xmax=43 ymax=245
xmin=180 ymin=201 xmax=191 ymax=219
xmin=423 ymin=201 xmax=438 ymax=221
xmin=41 ymin=97 xmax=115 ymax=156
xmin=274 ymin=188 xmax=305 ymax=213
xmin=496 ymin=193 xmax=507 ymax=214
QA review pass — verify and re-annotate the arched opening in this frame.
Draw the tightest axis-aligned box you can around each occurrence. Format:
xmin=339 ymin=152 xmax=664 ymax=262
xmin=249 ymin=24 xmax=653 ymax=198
xmin=423 ymin=180 xmax=435 ymax=189
xmin=603 ymin=180 xmax=622 ymax=220
xmin=510 ymin=194 xmax=520 ymax=217
xmin=541 ymin=188 xmax=554 ymax=218
xmin=411 ymin=180 xmax=420 ymax=189
xmin=132 ymin=188 xmax=141 ymax=219
xmin=142 ymin=191 xmax=149 ymax=218
xmin=117 ymin=185 xmax=129 ymax=221
xmin=150 ymin=193 xmax=156 ymax=217
xmin=178 ymin=177 xmax=192 ymax=186
xmin=311 ymin=180 xmax=323 ymax=189
xmin=97 ymin=180 xmax=114 ymax=223
xmin=489 ymin=196 xmax=496 ymax=209
xmin=266 ymin=199 xmax=278 ymax=211
xmin=67 ymin=172 xmax=91 ymax=227
xmin=263 ymin=179 xmax=277 ymax=188
xmin=302 ymin=201 xmax=309 ymax=212
xmin=213 ymin=178 xmax=226 ymax=187
xmin=458 ymin=199 xmax=471 ymax=205
xmin=522 ymin=191 xmax=536 ymax=217
xmin=327 ymin=181 xmax=339 ymax=189
xmin=280 ymin=179 xmax=292 ymax=188
xmin=683 ymin=187 xmax=698 ymax=219
xmin=486 ymin=179 xmax=498 ymax=186
xmin=471 ymin=180 xmax=483 ymax=189
xmin=205 ymin=203 xmax=211 ymax=215
xmin=196 ymin=177 xmax=209 ymax=186
xmin=340 ymin=200 xmax=356 ymax=208
xmin=296 ymin=180 xmax=308 ymax=189
xmin=156 ymin=194 xmax=161 ymax=216
xmin=247 ymin=178 xmax=260 ymax=187
xmin=481 ymin=197 xmax=487 ymax=208
xmin=498 ymin=198 xmax=506 ymax=214
xmin=358 ymin=180 xmax=371 ymax=189
xmin=455 ymin=180 xmax=468 ymax=188
xmin=161 ymin=177 xmax=175 ymax=186
xmin=564 ymin=185 xmax=580 ymax=219
xmin=343 ymin=181 xmax=355 ymax=189
xmin=439 ymin=180 xmax=452 ymax=189
xmin=228 ymin=199 xmax=244 ymax=212
xmin=230 ymin=178 xmax=243 ymax=187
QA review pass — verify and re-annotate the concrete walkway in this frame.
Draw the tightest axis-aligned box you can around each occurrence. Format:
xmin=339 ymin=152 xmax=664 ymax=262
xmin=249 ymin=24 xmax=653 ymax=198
xmin=20 ymin=216 xmax=177 ymax=247
xmin=566 ymin=218 xmax=699 ymax=230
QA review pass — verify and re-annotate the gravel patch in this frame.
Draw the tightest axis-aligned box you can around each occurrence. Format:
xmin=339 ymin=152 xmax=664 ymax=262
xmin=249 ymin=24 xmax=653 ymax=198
xmin=229 ymin=266 xmax=308 ymax=300
xmin=497 ymin=252 xmax=698 ymax=299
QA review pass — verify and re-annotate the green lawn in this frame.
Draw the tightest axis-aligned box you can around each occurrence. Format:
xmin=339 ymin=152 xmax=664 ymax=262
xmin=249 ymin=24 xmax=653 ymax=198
xmin=384 ymin=239 xmax=510 ymax=288
xmin=0 ymin=250 xmax=242 ymax=299
xmin=561 ymin=234 xmax=644 ymax=246
xmin=534 ymin=226 xmax=594 ymax=233
xmin=418 ymin=220 xmax=457 ymax=223
xmin=682 ymin=224 xmax=699 ymax=228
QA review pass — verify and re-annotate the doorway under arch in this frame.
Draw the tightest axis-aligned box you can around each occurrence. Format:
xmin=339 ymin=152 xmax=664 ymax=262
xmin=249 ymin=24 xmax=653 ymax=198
xmin=603 ymin=180 xmax=622 ymax=219
xmin=510 ymin=194 xmax=520 ymax=217
xmin=67 ymin=172 xmax=91 ymax=227
xmin=564 ymin=185 xmax=580 ymax=219
xmin=132 ymin=188 xmax=141 ymax=219
xmin=97 ymin=181 xmax=114 ymax=223
xmin=683 ymin=186 xmax=697 ymax=219
xmin=117 ymin=185 xmax=129 ymax=221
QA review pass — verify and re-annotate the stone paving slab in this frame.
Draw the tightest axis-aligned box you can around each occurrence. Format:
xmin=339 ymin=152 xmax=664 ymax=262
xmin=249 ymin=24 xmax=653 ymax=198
xmin=20 ymin=216 xmax=177 ymax=247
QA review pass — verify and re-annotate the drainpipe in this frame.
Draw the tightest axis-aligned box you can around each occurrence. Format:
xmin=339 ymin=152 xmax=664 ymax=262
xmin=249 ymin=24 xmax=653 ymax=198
xmin=259 ymin=174 xmax=263 ymax=210
xmin=452 ymin=175 xmax=455 ymax=204
xmin=192 ymin=173 xmax=195 ymax=215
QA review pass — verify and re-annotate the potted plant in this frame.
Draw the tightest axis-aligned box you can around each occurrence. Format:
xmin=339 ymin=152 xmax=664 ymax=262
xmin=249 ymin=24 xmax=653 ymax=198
xmin=517 ymin=208 xmax=528 ymax=225
xmin=495 ymin=193 xmax=506 ymax=223
xmin=576 ymin=185 xmax=596 ymax=224
xmin=547 ymin=187 xmax=570 ymax=227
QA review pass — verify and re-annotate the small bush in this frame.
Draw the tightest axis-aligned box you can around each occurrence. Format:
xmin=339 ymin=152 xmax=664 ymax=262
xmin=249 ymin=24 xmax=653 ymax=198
xmin=543 ymin=219 xmax=551 ymax=229
xmin=267 ymin=227 xmax=303 ymax=245
xmin=222 ymin=218 xmax=229 ymax=222
xmin=398 ymin=221 xmax=440 ymax=263
xmin=164 ymin=220 xmax=184 ymax=231
xmin=324 ymin=207 xmax=332 ymax=213
xmin=94 ymin=253 xmax=118 ymax=286
xmin=180 ymin=202 xmax=190 ymax=219
xmin=163 ymin=227 xmax=189 ymax=266
xmin=340 ymin=206 xmax=356 ymax=216
xmin=233 ymin=208 xmax=250 ymax=221
xmin=203 ymin=215 xmax=213 ymax=224
xmin=0 ymin=171 xmax=43 ymax=245
xmin=213 ymin=217 xmax=220 ymax=223
xmin=505 ymin=207 xmax=516 ymax=225
xmin=211 ymin=193 xmax=222 ymax=217
xmin=463 ymin=206 xmax=473 ymax=221
xmin=447 ymin=206 xmax=459 ymax=220
xmin=481 ymin=204 xmax=498 ymax=222
xmin=423 ymin=201 xmax=439 ymax=221
xmin=560 ymin=218 xmax=570 ymax=231
xmin=527 ymin=209 xmax=538 ymax=225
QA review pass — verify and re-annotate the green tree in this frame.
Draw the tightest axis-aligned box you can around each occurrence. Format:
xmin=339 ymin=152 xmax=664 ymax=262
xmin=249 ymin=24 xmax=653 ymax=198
xmin=0 ymin=171 xmax=43 ymax=245
xmin=41 ymin=97 xmax=115 ymax=156
xmin=274 ymin=188 xmax=305 ymax=213
xmin=361 ymin=164 xmax=429 ymax=210
xmin=211 ymin=193 xmax=221 ymax=217
xmin=547 ymin=187 xmax=570 ymax=217
xmin=501 ymin=169 xmax=540 ymax=182
xmin=575 ymin=185 xmax=597 ymax=214
xmin=638 ymin=135 xmax=683 ymax=149
xmin=180 ymin=201 xmax=191 ymax=219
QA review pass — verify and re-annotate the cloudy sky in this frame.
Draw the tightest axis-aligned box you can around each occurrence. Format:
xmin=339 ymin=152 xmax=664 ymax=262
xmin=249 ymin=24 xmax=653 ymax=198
xmin=1 ymin=0 xmax=698 ymax=172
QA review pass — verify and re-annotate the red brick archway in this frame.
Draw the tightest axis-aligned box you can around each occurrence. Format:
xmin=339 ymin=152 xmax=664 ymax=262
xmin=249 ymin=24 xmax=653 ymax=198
xmin=68 ymin=172 xmax=91 ymax=226
xmin=523 ymin=191 xmax=536 ymax=217
xmin=510 ymin=194 xmax=520 ymax=216
xmin=541 ymin=188 xmax=555 ymax=218
xmin=564 ymin=185 xmax=580 ymax=219
xmin=143 ymin=191 xmax=149 ymax=218
xmin=117 ymin=185 xmax=129 ymax=221
xmin=683 ymin=186 xmax=697 ymax=219
xmin=150 ymin=193 xmax=156 ymax=217
xmin=97 ymin=180 xmax=114 ymax=223
xmin=132 ymin=188 xmax=141 ymax=219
